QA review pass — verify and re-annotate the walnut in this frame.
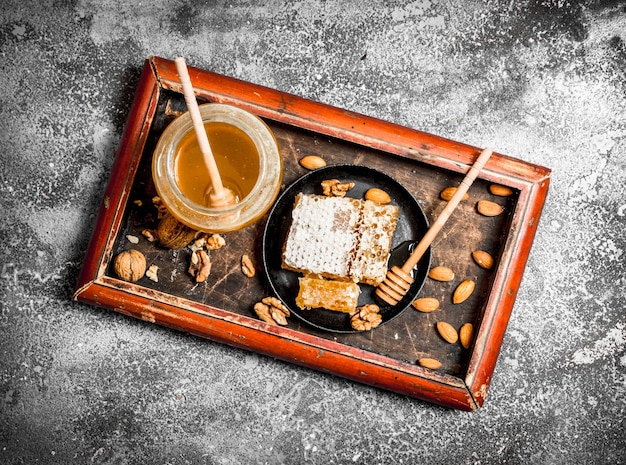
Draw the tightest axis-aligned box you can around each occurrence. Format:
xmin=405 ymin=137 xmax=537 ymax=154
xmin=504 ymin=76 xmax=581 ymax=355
xmin=241 ymin=254 xmax=255 ymax=278
xmin=113 ymin=249 xmax=146 ymax=282
xmin=350 ymin=304 xmax=382 ymax=331
xmin=146 ymin=264 xmax=159 ymax=282
xmin=321 ymin=179 xmax=355 ymax=197
xmin=152 ymin=196 xmax=168 ymax=219
xmin=157 ymin=212 xmax=197 ymax=250
xmin=271 ymin=308 xmax=288 ymax=325
xmin=141 ymin=229 xmax=158 ymax=242
xmin=206 ymin=234 xmax=226 ymax=250
xmin=253 ymin=302 xmax=275 ymax=325
xmin=186 ymin=234 xmax=226 ymax=282
xmin=188 ymin=235 xmax=207 ymax=252
xmin=254 ymin=297 xmax=290 ymax=326
xmin=188 ymin=233 xmax=225 ymax=253
xmin=261 ymin=297 xmax=290 ymax=317
xmin=188 ymin=250 xmax=211 ymax=282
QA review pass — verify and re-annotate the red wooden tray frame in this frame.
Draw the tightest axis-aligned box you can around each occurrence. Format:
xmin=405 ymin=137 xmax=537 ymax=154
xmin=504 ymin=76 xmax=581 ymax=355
xmin=74 ymin=56 xmax=550 ymax=410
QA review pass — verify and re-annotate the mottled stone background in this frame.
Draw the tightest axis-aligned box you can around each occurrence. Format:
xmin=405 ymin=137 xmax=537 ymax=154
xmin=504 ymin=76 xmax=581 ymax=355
xmin=1 ymin=1 xmax=625 ymax=464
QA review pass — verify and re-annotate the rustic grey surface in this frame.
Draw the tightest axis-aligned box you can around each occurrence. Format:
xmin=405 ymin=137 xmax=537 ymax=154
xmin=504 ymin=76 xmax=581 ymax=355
xmin=1 ymin=1 xmax=625 ymax=464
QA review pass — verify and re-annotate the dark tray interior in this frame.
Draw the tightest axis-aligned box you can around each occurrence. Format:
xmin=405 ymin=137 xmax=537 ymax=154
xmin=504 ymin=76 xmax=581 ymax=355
xmin=106 ymin=89 xmax=518 ymax=377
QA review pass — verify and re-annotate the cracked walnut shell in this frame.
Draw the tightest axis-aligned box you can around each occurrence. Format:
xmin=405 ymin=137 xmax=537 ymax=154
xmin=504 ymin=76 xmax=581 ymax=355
xmin=157 ymin=212 xmax=197 ymax=249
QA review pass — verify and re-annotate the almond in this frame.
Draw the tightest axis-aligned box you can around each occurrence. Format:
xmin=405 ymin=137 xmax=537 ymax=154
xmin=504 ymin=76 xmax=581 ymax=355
xmin=428 ymin=265 xmax=455 ymax=282
xmin=459 ymin=323 xmax=474 ymax=349
xmin=412 ymin=297 xmax=440 ymax=313
xmin=365 ymin=187 xmax=391 ymax=204
xmin=418 ymin=358 xmax=442 ymax=370
xmin=453 ymin=279 xmax=475 ymax=304
xmin=472 ymin=250 xmax=494 ymax=270
xmin=299 ymin=155 xmax=326 ymax=170
xmin=489 ymin=184 xmax=513 ymax=197
xmin=477 ymin=200 xmax=504 ymax=217
xmin=436 ymin=321 xmax=458 ymax=344
xmin=440 ymin=186 xmax=469 ymax=202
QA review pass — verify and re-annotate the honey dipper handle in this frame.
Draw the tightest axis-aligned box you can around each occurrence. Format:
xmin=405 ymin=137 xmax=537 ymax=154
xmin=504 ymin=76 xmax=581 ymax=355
xmin=401 ymin=147 xmax=494 ymax=274
xmin=175 ymin=57 xmax=226 ymax=198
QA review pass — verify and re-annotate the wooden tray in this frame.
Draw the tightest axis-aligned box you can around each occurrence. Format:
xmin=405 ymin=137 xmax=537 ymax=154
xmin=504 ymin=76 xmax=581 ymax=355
xmin=74 ymin=56 xmax=550 ymax=411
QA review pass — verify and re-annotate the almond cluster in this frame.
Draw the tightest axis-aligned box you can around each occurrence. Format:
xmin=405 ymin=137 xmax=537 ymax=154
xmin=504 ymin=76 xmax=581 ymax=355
xmin=414 ymin=183 xmax=513 ymax=370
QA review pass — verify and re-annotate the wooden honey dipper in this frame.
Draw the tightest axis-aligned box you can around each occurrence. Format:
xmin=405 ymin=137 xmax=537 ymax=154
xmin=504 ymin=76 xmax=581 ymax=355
xmin=375 ymin=147 xmax=494 ymax=306
xmin=175 ymin=57 xmax=236 ymax=209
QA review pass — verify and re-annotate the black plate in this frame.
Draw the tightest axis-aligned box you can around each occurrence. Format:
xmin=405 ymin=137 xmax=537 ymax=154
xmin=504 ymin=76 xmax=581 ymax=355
xmin=262 ymin=164 xmax=431 ymax=333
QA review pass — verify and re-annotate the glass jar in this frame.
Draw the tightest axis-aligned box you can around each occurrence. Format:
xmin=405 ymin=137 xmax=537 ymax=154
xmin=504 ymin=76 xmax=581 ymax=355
xmin=152 ymin=103 xmax=283 ymax=233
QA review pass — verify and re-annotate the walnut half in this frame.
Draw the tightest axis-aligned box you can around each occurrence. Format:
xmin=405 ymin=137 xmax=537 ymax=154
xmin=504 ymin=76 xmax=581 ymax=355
xmin=241 ymin=254 xmax=255 ymax=278
xmin=253 ymin=297 xmax=290 ymax=326
xmin=188 ymin=249 xmax=211 ymax=283
xmin=321 ymin=179 xmax=355 ymax=197
xmin=350 ymin=304 xmax=382 ymax=331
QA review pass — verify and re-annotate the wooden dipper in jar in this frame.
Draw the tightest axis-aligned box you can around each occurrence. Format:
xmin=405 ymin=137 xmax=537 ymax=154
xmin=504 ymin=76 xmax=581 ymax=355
xmin=376 ymin=147 xmax=494 ymax=306
xmin=174 ymin=57 xmax=236 ymax=209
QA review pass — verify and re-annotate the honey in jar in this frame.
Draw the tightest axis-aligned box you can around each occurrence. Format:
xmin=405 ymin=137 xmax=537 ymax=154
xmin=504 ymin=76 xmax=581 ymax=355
xmin=174 ymin=122 xmax=260 ymax=206
xmin=152 ymin=103 xmax=283 ymax=233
